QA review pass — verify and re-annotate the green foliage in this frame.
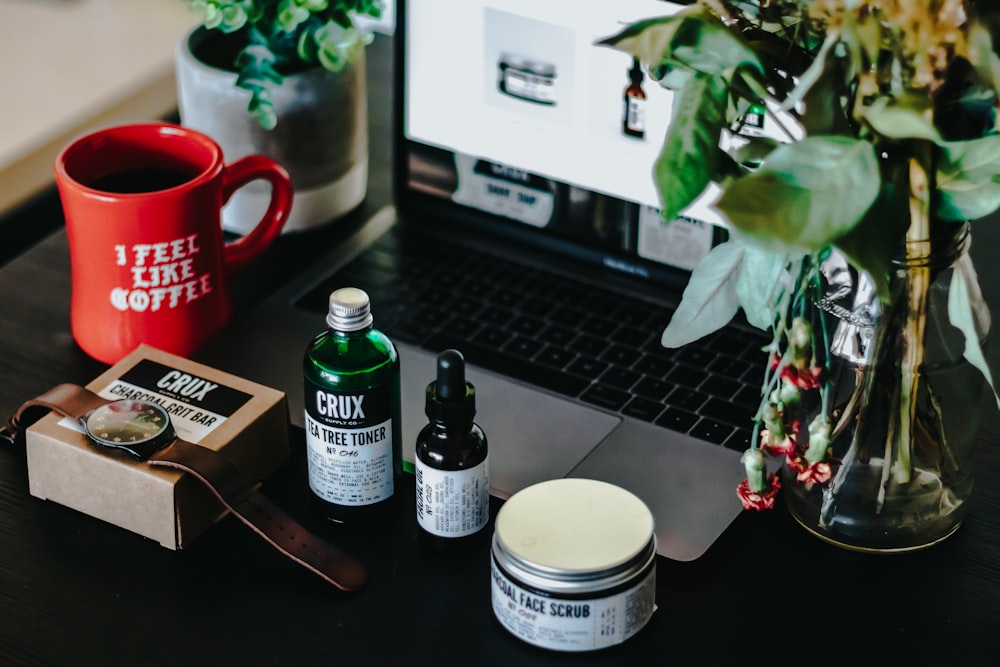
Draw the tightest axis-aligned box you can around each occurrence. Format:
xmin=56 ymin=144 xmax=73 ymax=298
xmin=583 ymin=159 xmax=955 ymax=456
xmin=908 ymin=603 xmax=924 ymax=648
xmin=949 ymin=251 xmax=1000 ymax=410
xmin=938 ymin=134 xmax=1000 ymax=220
xmin=658 ymin=241 xmax=744 ymax=347
xmin=599 ymin=2 xmax=1000 ymax=348
xmin=716 ymin=137 xmax=880 ymax=249
xmin=660 ymin=240 xmax=792 ymax=348
xmin=188 ymin=0 xmax=382 ymax=129
xmin=653 ymin=73 xmax=730 ymax=224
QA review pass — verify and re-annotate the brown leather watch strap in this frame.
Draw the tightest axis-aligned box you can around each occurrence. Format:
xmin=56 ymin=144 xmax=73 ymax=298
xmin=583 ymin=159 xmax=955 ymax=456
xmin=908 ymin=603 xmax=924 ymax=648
xmin=149 ymin=440 xmax=367 ymax=592
xmin=2 ymin=383 xmax=112 ymax=439
xmin=3 ymin=383 xmax=367 ymax=592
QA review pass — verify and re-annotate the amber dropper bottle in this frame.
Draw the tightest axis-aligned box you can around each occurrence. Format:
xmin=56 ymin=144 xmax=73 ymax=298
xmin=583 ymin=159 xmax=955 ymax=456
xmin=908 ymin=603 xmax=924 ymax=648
xmin=623 ymin=57 xmax=647 ymax=138
xmin=415 ymin=349 xmax=489 ymax=547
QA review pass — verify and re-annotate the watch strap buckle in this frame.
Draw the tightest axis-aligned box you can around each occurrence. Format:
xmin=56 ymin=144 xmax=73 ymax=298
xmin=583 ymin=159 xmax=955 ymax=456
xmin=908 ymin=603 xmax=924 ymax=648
xmin=0 ymin=414 xmax=21 ymax=444
xmin=2 ymin=384 xmax=108 ymax=447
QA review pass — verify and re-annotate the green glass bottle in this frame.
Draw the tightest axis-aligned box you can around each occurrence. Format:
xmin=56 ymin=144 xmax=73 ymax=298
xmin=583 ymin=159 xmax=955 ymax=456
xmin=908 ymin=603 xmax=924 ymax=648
xmin=303 ymin=287 xmax=402 ymax=525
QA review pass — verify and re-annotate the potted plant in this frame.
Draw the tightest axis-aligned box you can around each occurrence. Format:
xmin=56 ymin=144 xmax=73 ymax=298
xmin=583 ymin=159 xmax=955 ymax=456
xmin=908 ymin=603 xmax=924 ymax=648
xmin=600 ymin=1 xmax=1000 ymax=551
xmin=176 ymin=0 xmax=385 ymax=234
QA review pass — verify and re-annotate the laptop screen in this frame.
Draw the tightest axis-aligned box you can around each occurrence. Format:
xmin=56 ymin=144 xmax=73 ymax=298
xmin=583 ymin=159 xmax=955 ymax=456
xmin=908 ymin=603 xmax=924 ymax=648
xmin=396 ymin=0 xmax=729 ymax=286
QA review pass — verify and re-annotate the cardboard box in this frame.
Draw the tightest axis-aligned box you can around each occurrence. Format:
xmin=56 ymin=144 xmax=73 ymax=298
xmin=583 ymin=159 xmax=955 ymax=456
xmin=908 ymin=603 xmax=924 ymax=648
xmin=25 ymin=344 xmax=289 ymax=549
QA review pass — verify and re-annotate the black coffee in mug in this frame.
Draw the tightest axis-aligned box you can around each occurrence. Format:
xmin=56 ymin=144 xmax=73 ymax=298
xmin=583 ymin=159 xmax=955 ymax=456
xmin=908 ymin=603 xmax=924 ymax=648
xmin=87 ymin=166 xmax=198 ymax=194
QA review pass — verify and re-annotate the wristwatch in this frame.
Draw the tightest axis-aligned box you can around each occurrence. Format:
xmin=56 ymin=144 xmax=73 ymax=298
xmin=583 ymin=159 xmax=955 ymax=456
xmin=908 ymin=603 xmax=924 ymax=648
xmin=2 ymin=383 xmax=366 ymax=592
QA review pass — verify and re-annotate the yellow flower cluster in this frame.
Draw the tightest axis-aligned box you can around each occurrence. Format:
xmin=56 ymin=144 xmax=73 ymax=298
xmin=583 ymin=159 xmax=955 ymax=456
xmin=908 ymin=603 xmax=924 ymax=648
xmin=701 ymin=0 xmax=971 ymax=93
xmin=831 ymin=1 xmax=968 ymax=92
xmin=877 ymin=0 xmax=968 ymax=91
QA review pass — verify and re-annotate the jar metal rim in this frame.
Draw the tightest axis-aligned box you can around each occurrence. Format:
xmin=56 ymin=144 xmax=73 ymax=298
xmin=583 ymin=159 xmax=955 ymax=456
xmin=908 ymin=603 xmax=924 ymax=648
xmin=492 ymin=532 xmax=656 ymax=596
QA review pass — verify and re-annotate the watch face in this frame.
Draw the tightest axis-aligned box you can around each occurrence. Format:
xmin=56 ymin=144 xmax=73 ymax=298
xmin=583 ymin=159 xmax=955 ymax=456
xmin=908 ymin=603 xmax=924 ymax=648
xmin=83 ymin=400 xmax=173 ymax=459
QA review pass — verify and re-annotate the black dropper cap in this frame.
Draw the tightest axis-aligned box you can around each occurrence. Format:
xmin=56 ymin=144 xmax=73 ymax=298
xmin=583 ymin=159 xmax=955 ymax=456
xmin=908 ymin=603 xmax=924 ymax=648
xmin=629 ymin=57 xmax=643 ymax=84
xmin=425 ymin=349 xmax=476 ymax=425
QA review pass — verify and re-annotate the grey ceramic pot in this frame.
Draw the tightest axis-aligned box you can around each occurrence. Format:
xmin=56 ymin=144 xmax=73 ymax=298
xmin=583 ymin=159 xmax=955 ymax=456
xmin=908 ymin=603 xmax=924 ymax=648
xmin=175 ymin=26 xmax=368 ymax=234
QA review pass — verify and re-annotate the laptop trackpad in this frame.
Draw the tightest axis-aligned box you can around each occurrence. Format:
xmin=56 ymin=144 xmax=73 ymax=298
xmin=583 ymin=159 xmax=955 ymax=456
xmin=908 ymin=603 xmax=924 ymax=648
xmin=399 ymin=344 xmax=619 ymax=499
xmin=568 ymin=420 xmax=745 ymax=561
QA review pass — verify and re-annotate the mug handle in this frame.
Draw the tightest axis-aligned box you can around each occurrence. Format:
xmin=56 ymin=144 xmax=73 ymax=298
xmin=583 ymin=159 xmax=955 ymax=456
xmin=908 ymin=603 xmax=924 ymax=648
xmin=220 ymin=155 xmax=294 ymax=276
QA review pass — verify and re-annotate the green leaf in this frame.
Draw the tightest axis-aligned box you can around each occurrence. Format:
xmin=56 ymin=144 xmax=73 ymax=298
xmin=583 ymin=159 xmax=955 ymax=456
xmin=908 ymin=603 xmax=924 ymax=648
xmin=277 ymin=5 xmax=310 ymax=33
xmin=654 ymin=74 xmax=729 ymax=221
xmin=597 ymin=14 xmax=692 ymax=71
xmin=716 ymin=136 xmax=880 ymax=251
xmin=948 ymin=253 xmax=1000 ymax=409
xmin=219 ymin=5 xmax=248 ymax=32
xmin=245 ymin=86 xmax=278 ymax=130
xmin=650 ymin=62 xmax=694 ymax=89
xmin=669 ymin=19 xmax=764 ymax=78
xmin=315 ymin=20 xmax=369 ymax=71
xmin=865 ymin=96 xmax=940 ymax=142
xmin=735 ymin=243 xmax=791 ymax=329
xmin=661 ymin=241 xmax=743 ymax=347
xmin=234 ymin=44 xmax=283 ymax=129
xmin=832 ymin=180 xmax=908 ymax=302
xmin=966 ymin=23 xmax=1000 ymax=101
xmin=729 ymin=135 xmax=781 ymax=168
xmin=597 ymin=9 xmax=763 ymax=80
xmin=937 ymin=135 xmax=1000 ymax=221
xmin=297 ymin=26 xmax=319 ymax=62
xmin=235 ymin=46 xmax=283 ymax=88
xmin=254 ymin=104 xmax=278 ymax=131
xmin=201 ymin=5 xmax=224 ymax=30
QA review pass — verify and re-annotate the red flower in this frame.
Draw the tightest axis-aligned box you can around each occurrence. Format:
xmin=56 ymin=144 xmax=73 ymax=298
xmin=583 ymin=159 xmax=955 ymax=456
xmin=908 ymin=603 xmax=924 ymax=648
xmin=779 ymin=364 xmax=825 ymax=391
xmin=759 ymin=428 xmax=797 ymax=458
xmin=737 ymin=473 xmax=781 ymax=511
xmin=796 ymin=461 xmax=832 ymax=484
xmin=769 ymin=352 xmax=782 ymax=371
xmin=769 ymin=352 xmax=825 ymax=391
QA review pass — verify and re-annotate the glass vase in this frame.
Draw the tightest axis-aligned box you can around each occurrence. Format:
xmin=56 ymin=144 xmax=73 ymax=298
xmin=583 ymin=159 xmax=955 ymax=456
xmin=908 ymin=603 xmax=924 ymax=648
xmin=782 ymin=223 xmax=990 ymax=552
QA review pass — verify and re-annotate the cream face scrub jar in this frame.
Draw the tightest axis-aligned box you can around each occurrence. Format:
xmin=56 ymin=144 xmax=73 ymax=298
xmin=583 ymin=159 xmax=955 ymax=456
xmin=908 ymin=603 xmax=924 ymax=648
xmin=496 ymin=53 xmax=557 ymax=105
xmin=490 ymin=478 xmax=657 ymax=652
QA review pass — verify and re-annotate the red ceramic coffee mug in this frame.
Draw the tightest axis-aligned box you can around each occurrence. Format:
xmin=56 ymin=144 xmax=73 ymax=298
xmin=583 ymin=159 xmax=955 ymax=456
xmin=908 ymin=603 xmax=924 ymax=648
xmin=55 ymin=122 xmax=293 ymax=364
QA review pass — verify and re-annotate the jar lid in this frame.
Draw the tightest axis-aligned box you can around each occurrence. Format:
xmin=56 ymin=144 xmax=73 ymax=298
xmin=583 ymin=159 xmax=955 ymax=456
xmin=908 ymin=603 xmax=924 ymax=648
xmin=498 ymin=52 xmax=557 ymax=77
xmin=494 ymin=478 xmax=654 ymax=573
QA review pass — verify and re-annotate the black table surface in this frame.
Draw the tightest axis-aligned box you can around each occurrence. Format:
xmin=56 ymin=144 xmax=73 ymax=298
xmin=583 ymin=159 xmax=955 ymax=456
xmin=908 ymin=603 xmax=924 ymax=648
xmin=1 ymin=34 xmax=999 ymax=666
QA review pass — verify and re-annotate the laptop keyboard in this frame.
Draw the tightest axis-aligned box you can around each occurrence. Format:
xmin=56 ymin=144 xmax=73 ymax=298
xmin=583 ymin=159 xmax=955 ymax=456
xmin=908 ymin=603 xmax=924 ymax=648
xmin=294 ymin=229 xmax=769 ymax=453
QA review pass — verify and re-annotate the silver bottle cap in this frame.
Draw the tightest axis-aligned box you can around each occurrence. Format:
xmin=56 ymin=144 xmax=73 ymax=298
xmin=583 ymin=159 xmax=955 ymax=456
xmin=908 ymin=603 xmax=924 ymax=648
xmin=327 ymin=287 xmax=374 ymax=331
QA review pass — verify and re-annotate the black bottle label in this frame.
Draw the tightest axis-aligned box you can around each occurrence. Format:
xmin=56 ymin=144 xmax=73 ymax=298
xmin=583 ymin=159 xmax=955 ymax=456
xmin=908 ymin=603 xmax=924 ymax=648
xmin=304 ymin=381 xmax=395 ymax=506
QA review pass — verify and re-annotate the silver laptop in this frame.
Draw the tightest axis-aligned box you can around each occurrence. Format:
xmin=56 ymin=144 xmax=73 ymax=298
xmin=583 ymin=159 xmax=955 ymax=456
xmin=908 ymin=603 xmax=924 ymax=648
xmin=196 ymin=0 xmax=768 ymax=561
